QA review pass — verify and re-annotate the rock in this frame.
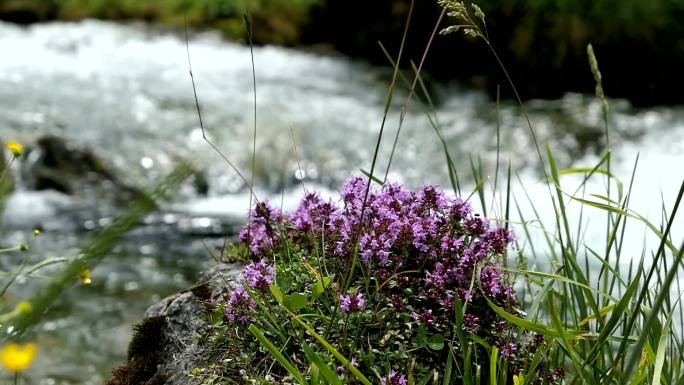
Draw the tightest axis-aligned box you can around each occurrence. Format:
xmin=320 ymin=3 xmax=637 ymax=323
xmin=20 ymin=135 xmax=143 ymax=205
xmin=107 ymin=263 xmax=243 ymax=385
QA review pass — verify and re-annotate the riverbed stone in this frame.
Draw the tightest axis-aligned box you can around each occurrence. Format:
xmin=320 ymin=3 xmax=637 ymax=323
xmin=21 ymin=135 xmax=143 ymax=205
xmin=107 ymin=263 xmax=243 ymax=385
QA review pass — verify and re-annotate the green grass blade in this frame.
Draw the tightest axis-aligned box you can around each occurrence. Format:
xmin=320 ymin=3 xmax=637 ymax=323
xmin=489 ymin=346 xmax=499 ymax=385
xmin=248 ymin=324 xmax=307 ymax=385
xmin=651 ymin=309 xmax=675 ymax=385
xmin=302 ymin=343 xmax=342 ymax=385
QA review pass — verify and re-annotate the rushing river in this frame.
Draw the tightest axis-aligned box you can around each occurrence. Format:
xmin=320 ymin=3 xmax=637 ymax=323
xmin=0 ymin=20 xmax=683 ymax=384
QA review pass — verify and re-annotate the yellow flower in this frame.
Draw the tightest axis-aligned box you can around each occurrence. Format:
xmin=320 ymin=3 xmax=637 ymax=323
xmin=513 ymin=373 xmax=525 ymax=385
xmin=16 ymin=301 xmax=32 ymax=315
xmin=0 ymin=343 xmax=38 ymax=372
xmin=6 ymin=140 xmax=23 ymax=157
xmin=33 ymin=229 xmax=41 ymax=237
xmin=79 ymin=268 xmax=92 ymax=285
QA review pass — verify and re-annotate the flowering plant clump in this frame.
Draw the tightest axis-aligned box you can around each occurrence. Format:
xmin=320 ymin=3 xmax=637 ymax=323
xmin=205 ymin=177 xmax=561 ymax=384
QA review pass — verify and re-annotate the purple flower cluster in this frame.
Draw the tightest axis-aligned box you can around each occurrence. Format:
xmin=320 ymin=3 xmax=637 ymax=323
xmin=463 ymin=314 xmax=480 ymax=333
xmin=243 ymin=259 xmax=276 ymax=290
xmin=340 ymin=292 xmax=365 ymax=313
xmin=497 ymin=341 xmax=519 ymax=359
xmin=237 ymin=177 xmax=518 ymax=324
xmin=233 ymin=177 xmax=527 ymax=380
xmin=239 ymin=201 xmax=286 ymax=255
xmin=224 ymin=286 xmax=256 ymax=325
xmin=547 ymin=368 xmax=565 ymax=384
xmin=380 ymin=370 xmax=408 ymax=385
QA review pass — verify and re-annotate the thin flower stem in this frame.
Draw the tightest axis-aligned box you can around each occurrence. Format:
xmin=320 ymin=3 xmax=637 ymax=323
xmin=383 ymin=7 xmax=447 ymax=182
xmin=0 ymin=157 xmax=15 ymax=186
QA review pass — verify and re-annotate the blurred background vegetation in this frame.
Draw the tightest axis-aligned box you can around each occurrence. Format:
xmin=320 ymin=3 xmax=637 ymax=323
xmin=1 ymin=0 xmax=682 ymax=106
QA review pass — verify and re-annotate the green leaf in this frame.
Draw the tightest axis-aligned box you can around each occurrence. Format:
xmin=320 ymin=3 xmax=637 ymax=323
xmin=276 ymin=275 xmax=292 ymax=292
xmin=270 ymin=284 xmax=285 ymax=305
xmin=427 ymin=334 xmax=445 ymax=351
xmin=487 ymin=299 xmax=585 ymax=339
xmin=311 ymin=277 xmax=331 ymax=300
xmin=248 ymin=324 xmax=307 ymax=385
xmin=312 ymin=280 xmax=324 ymax=299
xmin=490 ymin=346 xmax=499 ymax=385
xmin=284 ymin=293 xmax=309 ymax=312
xmin=302 ymin=343 xmax=342 ymax=385
xmin=291 ymin=315 xmax=372 ymax=385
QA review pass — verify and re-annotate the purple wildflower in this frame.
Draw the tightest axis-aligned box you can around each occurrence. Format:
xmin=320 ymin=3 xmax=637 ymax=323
xmin=547 ymin=368 xmax=565 ymax=384
xmin=529 ymin=333 xmax=545 ymax=353
xmin=425 ymin=263 xmax=450 ymax=288
xmin=375 ymin=268 xmax=392 ymax=282
xmin=225 ymin=286 xmax=256 ymax=325
xmin=340 ymin=292 xmax=365 ymax=313
xmin=457 ymin=288 xmax=474 ymax=303
xmin=498 ymin=342 xmax=518 ymax=359
xmin=494 ymin=320 xmax=510 ymax=333
xmin=243 ymin=259 xmax=276 ymax=290
xmin=336 ymin=357 xmax=359 ymax=373
xmin=380 ymin=370 xmax=407 ymax=385
xmin=239 ymin=201 xmax=285 ymax=255
xmin=481 ymin=267 xmax=503 ymax=296
xmin=411 ymin=309 xmax=435 ymax=326
xmin=389 ymin=294 xmax=406 ymax=312
xmin=463 ymin=216 xmax=488 ymax=236
xmin=463 ymin=314 xmax=480 ymax=333
xmin=483 ymin=227 xmax=515 ymax=254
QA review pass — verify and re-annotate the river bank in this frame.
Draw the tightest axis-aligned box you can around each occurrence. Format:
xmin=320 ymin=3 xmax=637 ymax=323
xmin=1 ymin=1 xmax=684 ymax=105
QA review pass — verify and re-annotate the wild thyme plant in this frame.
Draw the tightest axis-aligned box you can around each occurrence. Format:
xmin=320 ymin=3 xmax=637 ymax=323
xmin=207 ymin=178 xmax=560 ymax=384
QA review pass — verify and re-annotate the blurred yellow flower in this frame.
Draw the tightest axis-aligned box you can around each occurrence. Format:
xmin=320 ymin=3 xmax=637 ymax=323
xmin=0 ymin=343 xmax=38 ymax=372
xmin=33 ymin=229 xmax=41 ymax=237
xmin=79 ymin=268 xmax=92 ymax=285
xmin=16 ymin=301 xmax=32 ymax=315
xmin=513 ymin=373 xmax=525 ymax=385
xmin=6 ymin=141 xmax=23 ymax=157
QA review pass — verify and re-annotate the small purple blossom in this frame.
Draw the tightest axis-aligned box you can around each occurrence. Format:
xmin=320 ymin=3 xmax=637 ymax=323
xmin=389 ymin=294 xmax=406 ymax=312
xmin=463 ymin=314 xmax=480 ymax=333
xmin=340 ymin=292 xmax=365 ymax=313
xmin=243 ymin=259 xmax=276 ymax=290
xmin=530 ymin=333 xmax=545 ymax=353
xmin=225 ymin=286 xmax=256 ymax=325
xmin=463 ymin=216 xmax=488 ymax=236
xmin=336 ymin=357 xmax=359 ymax=373
xmin=425 ymin=263 xmax=451 ymax=288
xmin=481 ymin=267 xmax=503 ymax=296
xmin=380 ymin=370 xmax=407 ymax=385
xmin=494 ymin=320 xmax=510 ymax=333
xmin=411 ymin=309 xmax=435 ymax=326
xmin=547 ymin=368 xmax=565 ymax=384
xmin=484 ymin=227 xmax=515 ymax=254
xmin=497 ymin=342 xmax=519 ymax=359
xmin=239 ymin=201 xmax=286 ymax=255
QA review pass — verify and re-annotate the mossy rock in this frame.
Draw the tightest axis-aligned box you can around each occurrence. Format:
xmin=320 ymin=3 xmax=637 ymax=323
xmin=107 ymin=264 xmax=243 ymax=385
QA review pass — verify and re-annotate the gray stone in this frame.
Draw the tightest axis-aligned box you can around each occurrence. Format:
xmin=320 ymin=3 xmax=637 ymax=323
xmin=107 ymin=263 xmax=243 ymax=385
